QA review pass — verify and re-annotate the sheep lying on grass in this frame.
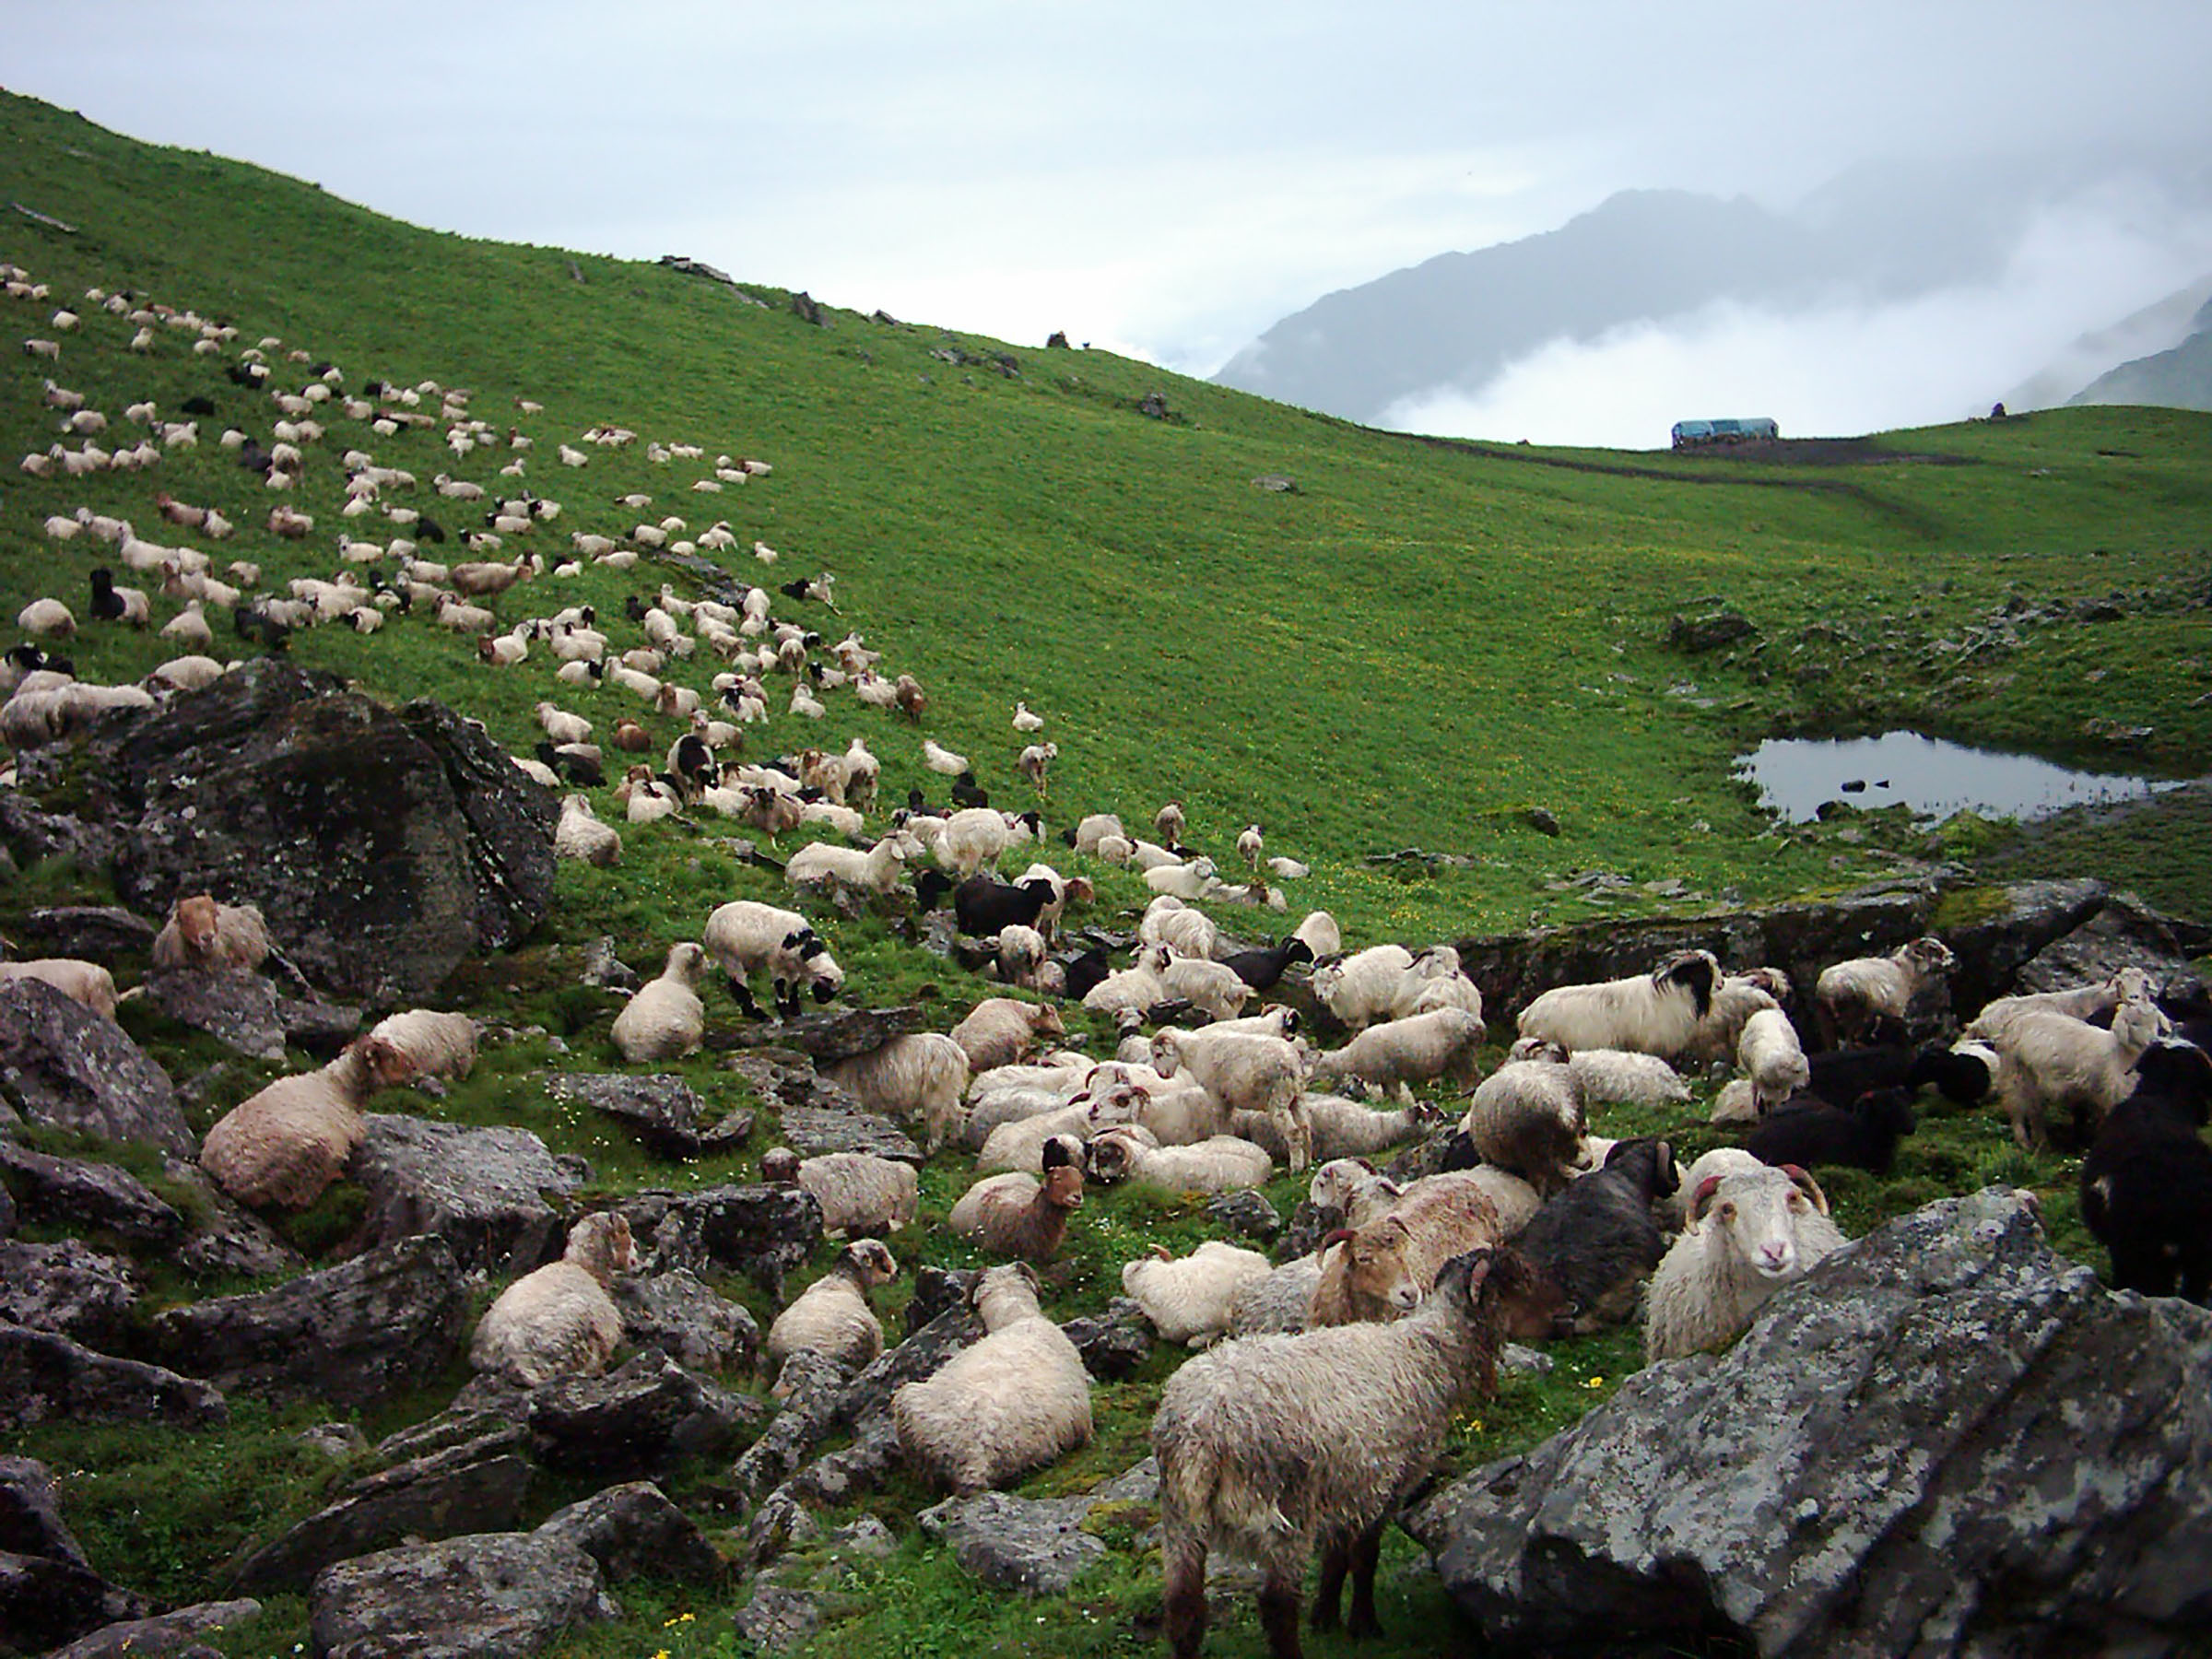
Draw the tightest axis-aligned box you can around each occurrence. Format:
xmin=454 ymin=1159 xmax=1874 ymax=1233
xmin=1153 ymin=1248 xmax=1530 ymax=1659
xmin=610 ymin=941 xmax=709 ymax=1063
xmin=892 ymin=1262 xmax=1092 ymax=1495
xmin=760 ymin=1146 xmax=917 ymax=1237
xmin=766 ymin=1238 xmax=898 ymax=1382
xmin=1123 ymin=1240 xmax=1273 ymax=1347
xmin=469 ymin=1211 xmax=635 ymax=1386
xmin=949 ymin=1137 xmax=1086 ymax=1260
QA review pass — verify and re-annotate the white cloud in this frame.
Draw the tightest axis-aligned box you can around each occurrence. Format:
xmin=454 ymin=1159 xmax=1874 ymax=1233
xmin=1382 ymin=194 xmax=2212 ymax=447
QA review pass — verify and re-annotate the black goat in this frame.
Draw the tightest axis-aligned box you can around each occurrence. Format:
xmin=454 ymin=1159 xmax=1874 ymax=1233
xmin=1512 ymin=1138 xmax=1678 ymax=1335
xmin=953 ymin=876 xmax=1057 ymax=938
xmin=1217 ymin=936 xmax=1314 ymax=993
xmin=1746 ymin=1087 xmax=1917 ymax=1176
xmin=2080 ymin=1043 xmax=2212 ymax=1301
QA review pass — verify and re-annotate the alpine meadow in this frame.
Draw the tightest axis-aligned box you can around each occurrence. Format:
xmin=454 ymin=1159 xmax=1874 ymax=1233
xmin=1 ymin=86 xmax=2209 ymax=1659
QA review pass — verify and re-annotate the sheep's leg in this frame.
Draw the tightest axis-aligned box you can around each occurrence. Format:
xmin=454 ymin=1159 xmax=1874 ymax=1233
xmin=724 ymin=975 xmax=765 ymax=1020
xmin=1311 ymin=1535 xmax=1348 ymax=1631
xmin=1162 ymin=1530 xmax=1208 ymax=1659
xmin=1345 ymin=1522 xmax=1385 ymax=1637
xmin=1257 ymin=1576 xmax=1304 ymax=1659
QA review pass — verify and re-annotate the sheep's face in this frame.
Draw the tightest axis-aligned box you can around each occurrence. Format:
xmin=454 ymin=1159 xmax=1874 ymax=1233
xmin=1904 ymin=937 xmax=1956 ymax=976
xmin=173 ymin=894 xmax=219 ymax=956
xmin=849 ymin=1241 xmax=899 ymax=1285
xmin=1708 ymin=1169 xmax=1824 ymax=1280
xmin=1346 ymin=1221 xmax=1421 ymax=1314
xmin=1042 ymin=1162 xmax=1085 ymax=1211
xmin=1508 ymin=1036 xmax=1569 ymax=1065
xmin=569 ymin=1211 xmax=636 ymax=1279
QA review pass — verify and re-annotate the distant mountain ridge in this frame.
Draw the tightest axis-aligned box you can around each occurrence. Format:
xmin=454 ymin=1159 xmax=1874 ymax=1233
xmin=2066 ymin=291 xmax=2212 ymax=412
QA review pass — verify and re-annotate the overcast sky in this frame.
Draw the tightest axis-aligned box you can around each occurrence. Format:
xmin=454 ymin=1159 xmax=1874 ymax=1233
xmin=12 ymin=3 xmax=2212 ymax=439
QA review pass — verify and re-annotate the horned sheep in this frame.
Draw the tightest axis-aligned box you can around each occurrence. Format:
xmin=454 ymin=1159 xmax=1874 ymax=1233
xmin=1814 ymin=935 xmax=1955 ymax=1047
xmin=1643 ymin=1163 xmax=1844 ymax=1361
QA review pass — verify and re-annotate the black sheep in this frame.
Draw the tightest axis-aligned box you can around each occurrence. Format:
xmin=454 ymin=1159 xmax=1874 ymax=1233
xmin=535 ymin=740 xmax=605 ymax=788
xmin=232 ymin=603 xmax=290 ymax=653
xmin=1060 ymin=944 xmax=1112 ymax=1001
xmin=669 ymin=733 xmax=716 ymax=797
xmin=1745 ymin=1087 xmax=1917 ymax=1176
xmin=953 ymin=876 xmax=1057 ymax=938
xmin=2079 ymin=1044 xmax=2212 ymax=1301
xmin=1217 ymin=936 xmax=1314 ymax=993
xmin=180 ymin=394 xmax=216 ymax=417
xmin=950 ymin=771 xmax=989 ymax=809
xmin=417 ymin=515 xmax=448 ymax=544
xmin=238 ymin=438 xmax=273 ymax=477
xmin=1512 ymin=1137 xmax=1678 ymax=1335
xmin=1806 ymin=1041 xmax=1990 ymax=1108
xmin=87 ymin=568 xmax=128 ymax=623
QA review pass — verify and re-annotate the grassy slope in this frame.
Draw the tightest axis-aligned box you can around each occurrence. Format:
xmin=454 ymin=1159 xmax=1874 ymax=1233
xmin=0 ymin=88 xmax=2207 ymax=1659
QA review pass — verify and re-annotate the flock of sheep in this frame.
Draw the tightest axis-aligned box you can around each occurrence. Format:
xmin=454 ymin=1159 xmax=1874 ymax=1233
xmin=7 ymin=253 xmax=2212 ymax=1659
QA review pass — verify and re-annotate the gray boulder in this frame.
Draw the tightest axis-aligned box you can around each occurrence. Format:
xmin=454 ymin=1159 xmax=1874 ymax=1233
xmin=612 ymin=1267 xmax=759 ymax=1374
xmin=1408 ymin=1188 xmax=2212 ymax=1656
xmin=0 ymin=1455 xmax=90 ymax=1567
xmin=308 ymin=1531 xmax=618 ymax=1659
xmin=2012 ymin=888 xmax=2212 ymax=997
xmin=0 ymin=1326 xmax=227 ymax=1430
xmin=545 ymin=1072 xmax=705 ymax=1159
xmin=229 ymin=1435 xmax=534 ymax=1592
xmin=771 ymin=1100 xmax=922 ymax=1162
xmin=347 ymin=1115 xmax=578 ymax=1277
xmin=0 ymin=1139 xmax=184 ymax=1244
xmin=398 ymin=698 xmax=559 ymax=956
xmin=0 ymin=1549 xmax=147 ymax=1655
xmin=0 ymin=976 xmax=192 ymax=1155
xmin=527 ymin=1350 xmax=758 ymax=1479
xmin=149 ymin=1234 xmax=467 ymax=1408
xmin=918 ymin=1459 xmax=1156 ymax=1596
xmin=533 ymin=1480 xmax=724 ymax=1583
xmin=18 ymin=905 xmax=159 ymax=959
xmin=43 ymin=1597 xmax=262 ymax=1658
xmin=616 ymin=1182 xmax=821 ymax=1298
xmin=156 ymin=1159 xmax=305 ymax=1281
xmin=145 ymin=968 xmax=359 ymax=1063
xmin=0 ymin=1239 xmax=138 ymax=1348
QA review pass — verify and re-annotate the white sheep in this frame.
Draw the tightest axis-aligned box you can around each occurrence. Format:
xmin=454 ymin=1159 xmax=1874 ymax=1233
xmin=1965 ymin=965 xmax=2159 ymax=1044
xmin=1676 ymin=969 xmax=1788 ymax=1065
xmin=1666 ymin=1147 xmax=1769 ymax=1231
xmin=822 ymin=1033 xmax=971 ymax=1153
xmin=1515 ymin=948 xmax=1722 ymax=1057
xmin=367 ymin=1008 xmax=479 ymax=1080
xmin=1157 ymin=948 xmax=1251 ymax=1022
xmin=1151 ymin=1027 xmax=1309 ymax=1170
xmin=1070 ymin=812 xmax=1124 ymax=854
xmin=948 ymin=996 xmax=1067 ymax=1073
xmin=1813 ymin=935 xmax=1955 ymax=1046
xmin=149 ymin=894 xmax=273 ymax=975
xmin=1122 ymin=1240 xmax=1273 ymax=1347
xmin=1992 ymin=994 xmax=2166 ymax=1150
xmin=1507 ymin=1038 xmax=1691 ymax=1106
xmin=1311 ymin=944 xmax=1468 ymax=1031
xmin=469 ymin=1212 xmax=635 ymax=1386
xmin=535 ymin=700 xmax=593 ymax=747
xmin=1137 ymin=894 xmax=1218 ymax=960
xmin=1144 ymin=857 xmax=1220 ymax=901
xmin=783 ymin=830 xmax=919 ymax=898
xmin=1309 ymin=1006 xmax=1487 ymax=1100
xmin=200 ymin=1035 xmax=418 ymax=1208
xmin=1087 ymin=1124 xmax=1274 ymax=1194
xmin=0 ymin=958 xmax=121 ymax=1019
xmin=1737 ymin=1006 xmax=1811 ymax=1109
xmin=16 ymin=598 xmax=76 ymax=638
xmin=1291 ymin=909 xmax=1343 ymax=959
xmin=891 ymin=1263 xmax=1093 ymax=1496
xmin=1081 ymin=942 xmax=1175 ymax=1018
xmin=766 ymin=1238 xmax=898 ymax=1381
xmin=760 ymin=1147 xmax=918 ymax=1237
xmin=921 ymin=737 xmax=969 ymax=776
xmin=1153 ymin=1248 xmax=1521 ymax=1653
xmin=554 ymin=794 xmax=622 ymax=866
xmin=935 ymin=806 xmax=1037 ymax=877
xmin=1644 ymin=1163 xmax=1843 ymax=1360
xmin=610 ymin=942 xmax=710 ymax=1063
xmin=1460 ymin=1049 xmax=1589 ymax=1195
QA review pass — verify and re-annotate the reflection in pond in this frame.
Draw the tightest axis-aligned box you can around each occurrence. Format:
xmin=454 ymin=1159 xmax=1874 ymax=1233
xmin=1735 ymin=732 xmax=2180 ymax=824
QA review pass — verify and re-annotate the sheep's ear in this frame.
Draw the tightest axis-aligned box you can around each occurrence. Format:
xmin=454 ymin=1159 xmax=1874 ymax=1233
xmin=1690 ymin=1174 xmax=1726 ymax=1223
xmin=1782 ymin=1164 xmax=1830 ymax=1215
xmin=1151 ymin=1244 xmax=1173 ymax=1262
xmin=1353 ymin=1157 xmax=1377 ymax=1174
xmin=1319 ymin=1228 xmax=1354 ymax=1253
xmin=1015 ymin=1261 xmax=1041 ymax=1290
xmin=1376 ymin=1177 xmax=1404 ymax=1199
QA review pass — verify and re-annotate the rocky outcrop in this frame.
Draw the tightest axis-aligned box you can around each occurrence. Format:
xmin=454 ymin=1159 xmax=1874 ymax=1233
xmin=42 ymin=1597 xmax=263 ymax=1659
xmin=544 ymin=1073 xmax=707 ymax=1159
xmin=74 ymin=661 xmax=553 ymax=1002
xmin=918 ymin=1459 xmax=1157 ymax=1596
xmin=307 ymin=1531 xmax=618 ymax=1659
xmin=0 ymin=1238 xmax=138 ymax=1348
xmin=526 ymin=1350 xmax=757 ymax=1480
xmin=146 ymin=968 xmax=360 ymax=1063
xmin=0 ymin=1139 xmax=185 ymax=1244
xmin=1408 ymin=1188 xmax=2212 ymax=1656
xmin=615 ymin=1183 xmax=822 ymax=1299
xmin=532 ymin=1480 xmax=724 ymax=1584
xmin=611 ymin=1267 xmax=759 ymax=1374
xmin=347 ymin=1115 xmax=578 ymax=1277
xmin=149 ymin=1234 xmax=467 ymax=1408
xmin=0 ymin=1326 xmax=227 ymax=1430
xmin=0 ymin=976 xmax=193 ymax=1155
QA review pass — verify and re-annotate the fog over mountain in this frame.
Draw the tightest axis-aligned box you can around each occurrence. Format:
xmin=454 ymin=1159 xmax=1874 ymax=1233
xmin=1218 ymin=151 xmax=2212 ymax=447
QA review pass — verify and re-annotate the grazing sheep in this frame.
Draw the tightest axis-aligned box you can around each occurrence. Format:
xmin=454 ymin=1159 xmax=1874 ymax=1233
xmin=610 ymin=942 xmax=710 ymax=1063
xmin=1123 ymin=1240 xmax=1273 ymax=1347
xmin=1966 ymin=965 xmax=2159 ymax=1044
xmin=150 ymin=894 xmax=273 ymax=975
xmin=1153 ymin=1248 xmax=1527 ymax=1659
xmin=200 ymin=1035 xmax=417 ymax=1208
xmin=948 ymin=996 xmax=1066 ymax=1073
xmin=1087 ymin=1124 xmax=1275 ymax=1194
xmin=701 ymin=899 xmax=843 ymax=1018
xmin=2078 ymin=1042 xmax=2212 ymax=1300
xmin=1308 ymin=1171 xmax=1517 ymax=1326
xmin=1460 ymin=1048 xmax=1589 ymax=1195
xmin=1018 ymin=740 xmax=1057 ymax=796
xmin=761 ymin=1147 xmax=919 ymax=1237
xmin=1307 ymin=1006 xmax=1486 ymax=1100
xmin=1507 ymin=1038 xmax=1690 ymax=1106
xmin=1814 ymin=936 xmax=1956 ymax=1048
xmin=935 ymin=807 xmax=1040 ymax=877
xmin=1290 ymin=910 xmax=1342 ymax=960
xmin=1159 ymin=948 xmax=1253 ymax=1022
xmin=766 ymin=1238 xmax=899 ymax=1380
xmin=1738 ymin=1006 xmax=1812 ymax=1109
xmin=822 ymin=1033 xmax=971 ymax=1153
xmin=368 ymin=1009 xmax=479 ymax=1080
xmin=892 ymin=1263 xmax=1092 ymax=1495
xmin=1512 ymin=1138 xmax=1678 ymax=1334
xmin=1644 ymin=1163 xmax=1844 ymax=1361
xmin=0 ymin=958 xmax=121 ymax=1019
xmin=468 ymin=1212 xmax=635 ymax=1386
xmin=1746 ymin=1088 xmax=1917 ymax=1175
xmin=553 ymin=794 xmax=622 ymax=867
xmin=1515 ymin=948 xmax=1721 ymax=1058
xmin=1992 ymin=994 xmax=2165 ymax=1150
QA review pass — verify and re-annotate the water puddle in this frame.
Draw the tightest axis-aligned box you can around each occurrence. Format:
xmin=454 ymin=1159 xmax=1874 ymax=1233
xmin=1735 ymin=731 xmax=2182 ymax=824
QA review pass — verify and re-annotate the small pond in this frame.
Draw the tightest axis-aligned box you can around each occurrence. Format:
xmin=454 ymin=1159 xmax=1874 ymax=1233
xmin=1735 ymin=731 xmax=2182 ymax=824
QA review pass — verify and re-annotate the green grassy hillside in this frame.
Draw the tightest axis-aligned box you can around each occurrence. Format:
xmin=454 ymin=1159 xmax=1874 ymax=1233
xmin=2 ymin=87 xmax=2208 ymax=1659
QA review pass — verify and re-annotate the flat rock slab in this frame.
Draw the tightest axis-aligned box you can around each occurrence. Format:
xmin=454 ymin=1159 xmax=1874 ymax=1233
xmin=709 ymin=1004 xmax=919 ymax=1063
xmin=308 ymin=1530 xmax=618 ymax=1659
xmin=347 ymin=1115 xmax=577 ymax=1277
xmin=44 ymin=1596 xmax=263 ymax=1659
xmin=612 ymin=1267 xmax=759 ymax=1374
xmin=527 ymin=1350 xmax=757 ymax=1480
xmin=920 ymin=1460 xmax=1158 ymax=1596
xmin=230 ymin=1440 xmax=534 ymax=1592
xmin=0 ymin=1325 xmax=227 ymax=1430
xmin=772 ymin=1102 xmax=922 ymax=1162
xmin=0 ymin=976 xmax=192 ymax=1155
xmin=545 ymin=1073 xmax=703 ymax=1159
xmin=149 ymin=1234 xmax=466 ymax=1409
xmin=0 ymin=1139 xmax=184 ymax=1244
xmin=0 ymin=1239 xmax=139 ymax=1348
xmin=617 ymin=1183 xmax=821 ymax=1298
xmin=533 ymin=1480 xmax=724 ymax=1584
xmin=147 ymin=968 xmax=359 ymax=1062
xmin=18 ymin=905 xmax=159 ymax=959
xmin=1407 ymin=1188 xmax=2212 ymax=1657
